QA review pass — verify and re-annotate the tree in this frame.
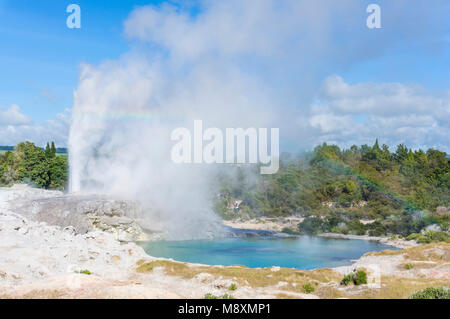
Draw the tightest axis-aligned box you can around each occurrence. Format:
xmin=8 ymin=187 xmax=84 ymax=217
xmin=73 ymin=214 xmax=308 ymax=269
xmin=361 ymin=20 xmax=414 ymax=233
xmin=51 ymin=141 xmax=56 ymax=157
xmin=395 ymin=144 xmax=409 ymax=163
xmin=45 ymin=143 xmax=52 ymax=159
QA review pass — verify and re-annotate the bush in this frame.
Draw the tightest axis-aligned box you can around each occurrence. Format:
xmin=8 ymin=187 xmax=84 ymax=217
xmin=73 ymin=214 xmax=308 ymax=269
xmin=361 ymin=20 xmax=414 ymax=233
xmin=74 ymin=269 xmax=91 ymax=275
xmin=281 ymin=227 xmax=299 ymax=235
xmin=404 ymin=263 xmax=414 ymax=270
xmin=204 ymin=293 xmax=235 ymax=299
xmin=340 ymin=270 xmax=367 ymax=286
xmin=354 ymin=270 xmax=368 ymax=285
xmin=369 ymin=226 xmax=386 ymax=237
xmin=406 ymin=233 xmax=422 ymax=241
xmin=302 ymin=283 xmax=315 ymax=293
xmin=409 ymin=287 xmax=450 ymax=299
xmin=414 ymin=231 xmax=450 ymax=244
xmin=340 ymin=274 xmax=353 ymax=286
xmin=298 ymin=217 xmax=324 ymax=235
xmin=424 ymin=230 xmax=450 ymax=243
xmin=229 ymin=284 xmax=237 ymax=291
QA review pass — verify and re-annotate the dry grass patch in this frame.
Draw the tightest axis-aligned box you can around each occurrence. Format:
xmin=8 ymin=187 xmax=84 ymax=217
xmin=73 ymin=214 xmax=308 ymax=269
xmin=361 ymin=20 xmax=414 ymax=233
xmin=367 ymin=243 xmax=450 ymax=262
xmin=360 ymin=276 xmax=450 ymax=299
xmin=136 ymin=259 xmax=343 ymax=298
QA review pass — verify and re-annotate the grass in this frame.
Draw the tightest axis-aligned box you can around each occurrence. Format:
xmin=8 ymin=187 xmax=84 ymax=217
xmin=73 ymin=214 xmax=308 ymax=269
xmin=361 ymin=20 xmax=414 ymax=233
xmin=204 ymin=293 xmax=234 ymax=299
xmin=136 ymin=259 xmax=342 ymax=298
xmin=367 ymin=243 xmax=450 ymax=262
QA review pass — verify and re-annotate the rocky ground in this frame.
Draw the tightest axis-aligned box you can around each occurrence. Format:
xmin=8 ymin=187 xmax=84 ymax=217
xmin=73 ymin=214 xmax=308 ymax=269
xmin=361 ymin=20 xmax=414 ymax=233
xmin=223 ymin=217 xmax=304 ymax=233
xmin=0 ymin=185 xmax=448 ymax=299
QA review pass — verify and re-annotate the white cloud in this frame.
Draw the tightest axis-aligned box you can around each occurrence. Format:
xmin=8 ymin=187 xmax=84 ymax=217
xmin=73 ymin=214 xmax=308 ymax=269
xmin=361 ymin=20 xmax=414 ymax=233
xmin=0 ymin=104 xmax=32 ymax=126
xmin=0 ymin=106 xmax=70 ymax=147
xmin=308 ymin=76 xmax=450 ymax=152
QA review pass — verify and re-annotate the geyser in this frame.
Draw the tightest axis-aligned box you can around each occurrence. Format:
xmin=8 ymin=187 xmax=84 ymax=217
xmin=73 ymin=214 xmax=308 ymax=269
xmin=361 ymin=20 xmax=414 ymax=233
xmin=67 ymin=59 xmax=232 ymax=240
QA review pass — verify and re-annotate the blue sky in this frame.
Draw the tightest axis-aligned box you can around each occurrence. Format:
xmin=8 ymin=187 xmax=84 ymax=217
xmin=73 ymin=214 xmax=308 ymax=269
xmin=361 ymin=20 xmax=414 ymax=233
xmin=0 ymin=0 xmax=158 ymax=123
xmin=0 ymin=0 xmax=449 ymax=150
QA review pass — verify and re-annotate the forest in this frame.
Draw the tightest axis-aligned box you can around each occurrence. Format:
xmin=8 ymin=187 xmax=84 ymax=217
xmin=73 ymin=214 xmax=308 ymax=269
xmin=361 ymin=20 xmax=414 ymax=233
xmin=0 ymin=142 xmax=68 ymax=190
xmin=213 ymin=140 xmax=449 ymax=238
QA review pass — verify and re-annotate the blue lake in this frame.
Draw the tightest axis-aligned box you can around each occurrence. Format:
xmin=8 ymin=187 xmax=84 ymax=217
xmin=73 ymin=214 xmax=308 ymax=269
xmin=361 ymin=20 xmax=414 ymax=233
xmin=138 ymin=235 xmax=396 ymax=270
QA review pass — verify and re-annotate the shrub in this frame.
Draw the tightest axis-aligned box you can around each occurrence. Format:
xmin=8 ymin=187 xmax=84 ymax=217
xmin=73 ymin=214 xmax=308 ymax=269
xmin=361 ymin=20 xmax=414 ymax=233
xmin=369 ymin=226 xmax=385 ymax=237
xmin=354 ymin=270 xmax=367 ymax=285
xmin=340 ymin=270 xmax=367 ymax=286
xmin=204 ymin=293 xmax=235 ymax=299
xmin=298 ymin=217 xmax=324 ymax=235
xmin=340 ymin=274 xmax=353 ymax=286
xmin=281 ymin=227 xmax=299 ymax=235
xmin=406 ymin=233 xmax=422 ymax=241
xmin=74 ymin=269 xmax=91 ymax=275
xmin=414 ymin=231 xmax=450 ymax=244
xmin=409 ymin=287 xmax=450 ymax=299
xmin=302 ymin=283 xmax=315 ymax=293
xmin=229 ymin=284 xmax=237 ymax=291
xmin=404 ymin=263 xmax=413 ymax=270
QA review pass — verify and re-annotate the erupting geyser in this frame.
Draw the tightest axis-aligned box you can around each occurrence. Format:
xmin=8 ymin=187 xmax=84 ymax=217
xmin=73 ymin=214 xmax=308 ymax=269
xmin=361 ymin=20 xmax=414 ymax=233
xmin=67 ymin=59 xmax=229 ymax=240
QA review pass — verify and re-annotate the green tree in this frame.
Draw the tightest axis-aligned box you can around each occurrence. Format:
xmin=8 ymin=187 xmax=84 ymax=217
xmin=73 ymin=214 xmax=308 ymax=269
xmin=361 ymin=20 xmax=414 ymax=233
xmin=45 ymin=143 xmax=52 ymax=159
xmin=51 ymin=141 xmax=56 ymax=157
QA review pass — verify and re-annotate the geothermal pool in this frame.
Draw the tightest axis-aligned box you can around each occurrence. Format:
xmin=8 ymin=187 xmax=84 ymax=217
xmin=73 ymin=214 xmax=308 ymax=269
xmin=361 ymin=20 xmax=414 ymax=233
xmin=138 ymin=235 xmax=395 ymax=270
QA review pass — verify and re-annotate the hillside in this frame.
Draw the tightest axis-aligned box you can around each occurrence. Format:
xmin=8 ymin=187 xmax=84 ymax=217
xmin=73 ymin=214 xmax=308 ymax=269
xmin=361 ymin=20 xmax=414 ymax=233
xmin=213 ymin=140 xmax=449 ymax=239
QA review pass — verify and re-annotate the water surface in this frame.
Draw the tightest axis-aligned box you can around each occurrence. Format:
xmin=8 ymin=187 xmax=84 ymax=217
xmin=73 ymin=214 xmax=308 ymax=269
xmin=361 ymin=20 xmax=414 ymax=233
xmin=138 ymin=235 xmax=395 ymax=270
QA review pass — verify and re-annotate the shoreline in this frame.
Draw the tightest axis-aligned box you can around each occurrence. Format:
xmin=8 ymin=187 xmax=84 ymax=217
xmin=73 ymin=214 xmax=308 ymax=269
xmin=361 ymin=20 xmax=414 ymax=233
xmin=223 ymin=218 xmax=418 ymax=249
xmin=317 ymin=233 xmax=418 ymax=249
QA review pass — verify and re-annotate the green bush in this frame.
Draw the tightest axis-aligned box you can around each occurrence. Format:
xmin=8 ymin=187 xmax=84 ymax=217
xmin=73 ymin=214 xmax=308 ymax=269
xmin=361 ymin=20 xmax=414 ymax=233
xmin=354 ymin=270 xmax=367 ymax=285
xmin=406 ymin=233 xmax=422 ymax=241
xmin=298 ymin=217 xmax=324 ymax=235
xmin=369 ymin=226 xmax=386 ymax=237
xmin=409 ymin=287 xmax=450 ymax=299
xmin=415 ymin=231 xmax=450 ymax=244
xmin=204 ymin=293 xmax=235 ymax=299
xmin=404 ymin=263 xmax=414 ymax=270
xmin=74 ymin=269 xmax=91 ymax=275
xmin=340 ymin=274 xmax=353 ymax=286
xmin=340 ymin=270 xmax=367 ymax=286
xmin=229 ymin=284 xmax=237 ymax=291
xmin=302 ymin=283 xmax=315 ymax=293
xmin=281 ymin=227 xmax=299 ymax=235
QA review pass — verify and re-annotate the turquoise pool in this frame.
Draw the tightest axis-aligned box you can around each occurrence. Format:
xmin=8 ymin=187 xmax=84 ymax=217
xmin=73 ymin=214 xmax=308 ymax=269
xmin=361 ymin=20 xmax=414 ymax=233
xmin=138 ymin=235 xmax=395 ymax=269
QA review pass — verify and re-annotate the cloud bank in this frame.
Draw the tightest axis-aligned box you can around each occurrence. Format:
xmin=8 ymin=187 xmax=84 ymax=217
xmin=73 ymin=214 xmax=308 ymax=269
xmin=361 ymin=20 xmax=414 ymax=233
xmin=0 ymin=105 xmax=70 ymax=147
xmin=309 ymin=76 xmax=450 ymax=151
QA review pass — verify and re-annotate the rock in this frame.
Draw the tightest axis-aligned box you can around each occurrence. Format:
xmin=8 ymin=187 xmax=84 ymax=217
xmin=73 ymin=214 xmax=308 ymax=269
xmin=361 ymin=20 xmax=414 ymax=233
xmin=0 ymin=209 xmax=147 ymax=287
xmin=436 ymin=206 xmax=449 ymax=216
xmin=3 ymin=186 xmax=148 ymax=241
